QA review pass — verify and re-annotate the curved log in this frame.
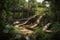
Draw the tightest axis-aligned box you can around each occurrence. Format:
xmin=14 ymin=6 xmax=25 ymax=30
xmin=42 ymin=23 xmax=52 ymax=32
xmin=30 ymin=14 xmax=46 ymax=28
xmin=25 ymin=14 xmax=46 ymax=29
xmin=18 ymin=15 xmax=37 ymax=26
xmin=13 ymin=15 xmax=36 ymax=25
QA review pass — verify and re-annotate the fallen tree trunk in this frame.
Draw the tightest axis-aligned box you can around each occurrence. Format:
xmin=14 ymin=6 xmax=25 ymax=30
xmin=26 ymin=14 xmax=46 ymax=29
xmin=42 ymin=23 xmax=52 ymax=32
xmin=18 ymin=15 xmax=37 ymax=26
xmin=13 ymin=15 xmax=36 ymax=25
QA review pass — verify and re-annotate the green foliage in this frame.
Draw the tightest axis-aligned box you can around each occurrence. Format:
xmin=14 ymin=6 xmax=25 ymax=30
xmin=46 ymin=0 xmax=60 ymax=22
xmin=35 ymin=7 xmax=47 ymax=15
xmin=49 ymin=23 xmax=60 ymax=40
xmin=3 ymin=24 xmax=14 ymax=34
xmin=34 ymin=27 xmax=53 ymax=40
xmin=51 ymin=23 xmax=60 ymax=32
xmin=1 ymin=0 xmax=60 ymax=40
xmin=3 ymin=24 xmax=22 ymax=40
xmin=28 ymin=0 xmax=37 ymax=8
xmin=4 ymin=0 xmax=17 ymax=10
xmin=18 ymin=0 xmax=26 ymax=7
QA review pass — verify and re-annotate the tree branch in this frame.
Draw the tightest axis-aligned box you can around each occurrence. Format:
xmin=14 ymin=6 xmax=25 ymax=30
xmin=13 ymin=15 xmax=37 ymax=26
xmin=25 ymin=14 xmax=46 ymax=29
xmin=42 ymin=23 xmax=52 ymax=32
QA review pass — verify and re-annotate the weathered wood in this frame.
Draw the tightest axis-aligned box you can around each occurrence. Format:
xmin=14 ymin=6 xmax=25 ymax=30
xmin=30 ymin=14 xmax=46 ymax=28
xmin=13 ymin=14 xmax=48 ymax=36
xmin=19 ymin=15 xmax=36 ymax=26
xmin=42 ymin=23 xmax=52 ymax=32
xmin=25 ymin=14 xmax=46 ymax=29
xmin=13 ymin=15 xmax=37 ymax=26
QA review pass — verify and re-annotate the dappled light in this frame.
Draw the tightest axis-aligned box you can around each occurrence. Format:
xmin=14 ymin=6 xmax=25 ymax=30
xmin=0 ymin=0 xmax=60 ymax=40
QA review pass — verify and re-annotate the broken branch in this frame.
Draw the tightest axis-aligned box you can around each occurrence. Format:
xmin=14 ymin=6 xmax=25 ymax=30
xmin=26 ymin=14 xmax=46 ymax=29
xmin=42 ymin=23 xmax=52 ymax=32
xmin=19 ymin=15 xmax=37 ymax=26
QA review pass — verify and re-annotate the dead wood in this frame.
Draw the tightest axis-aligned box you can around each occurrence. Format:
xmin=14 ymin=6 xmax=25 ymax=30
xmin=25 ymin=14 xmax=46 ymax=29
xmin=18 ymin=15 xmax=37 ymax=26
xmin=42 ymin=23 xmax=52 ymax=32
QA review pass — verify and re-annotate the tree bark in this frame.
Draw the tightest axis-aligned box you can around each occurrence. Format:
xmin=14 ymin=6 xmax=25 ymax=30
xmin=42 ymin=23 xmax=52 ymax=32
xmin=30 ymin=14 xmax=46 ymax=28
xmin=25 ymin=14 xmax=46 ymax=29
xmin=13 ymin=15 xmax=37 ymax=26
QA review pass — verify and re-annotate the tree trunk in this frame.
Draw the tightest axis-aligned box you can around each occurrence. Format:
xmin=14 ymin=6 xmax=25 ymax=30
xmin=25 ymin=14 xmax=46 ymax=29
